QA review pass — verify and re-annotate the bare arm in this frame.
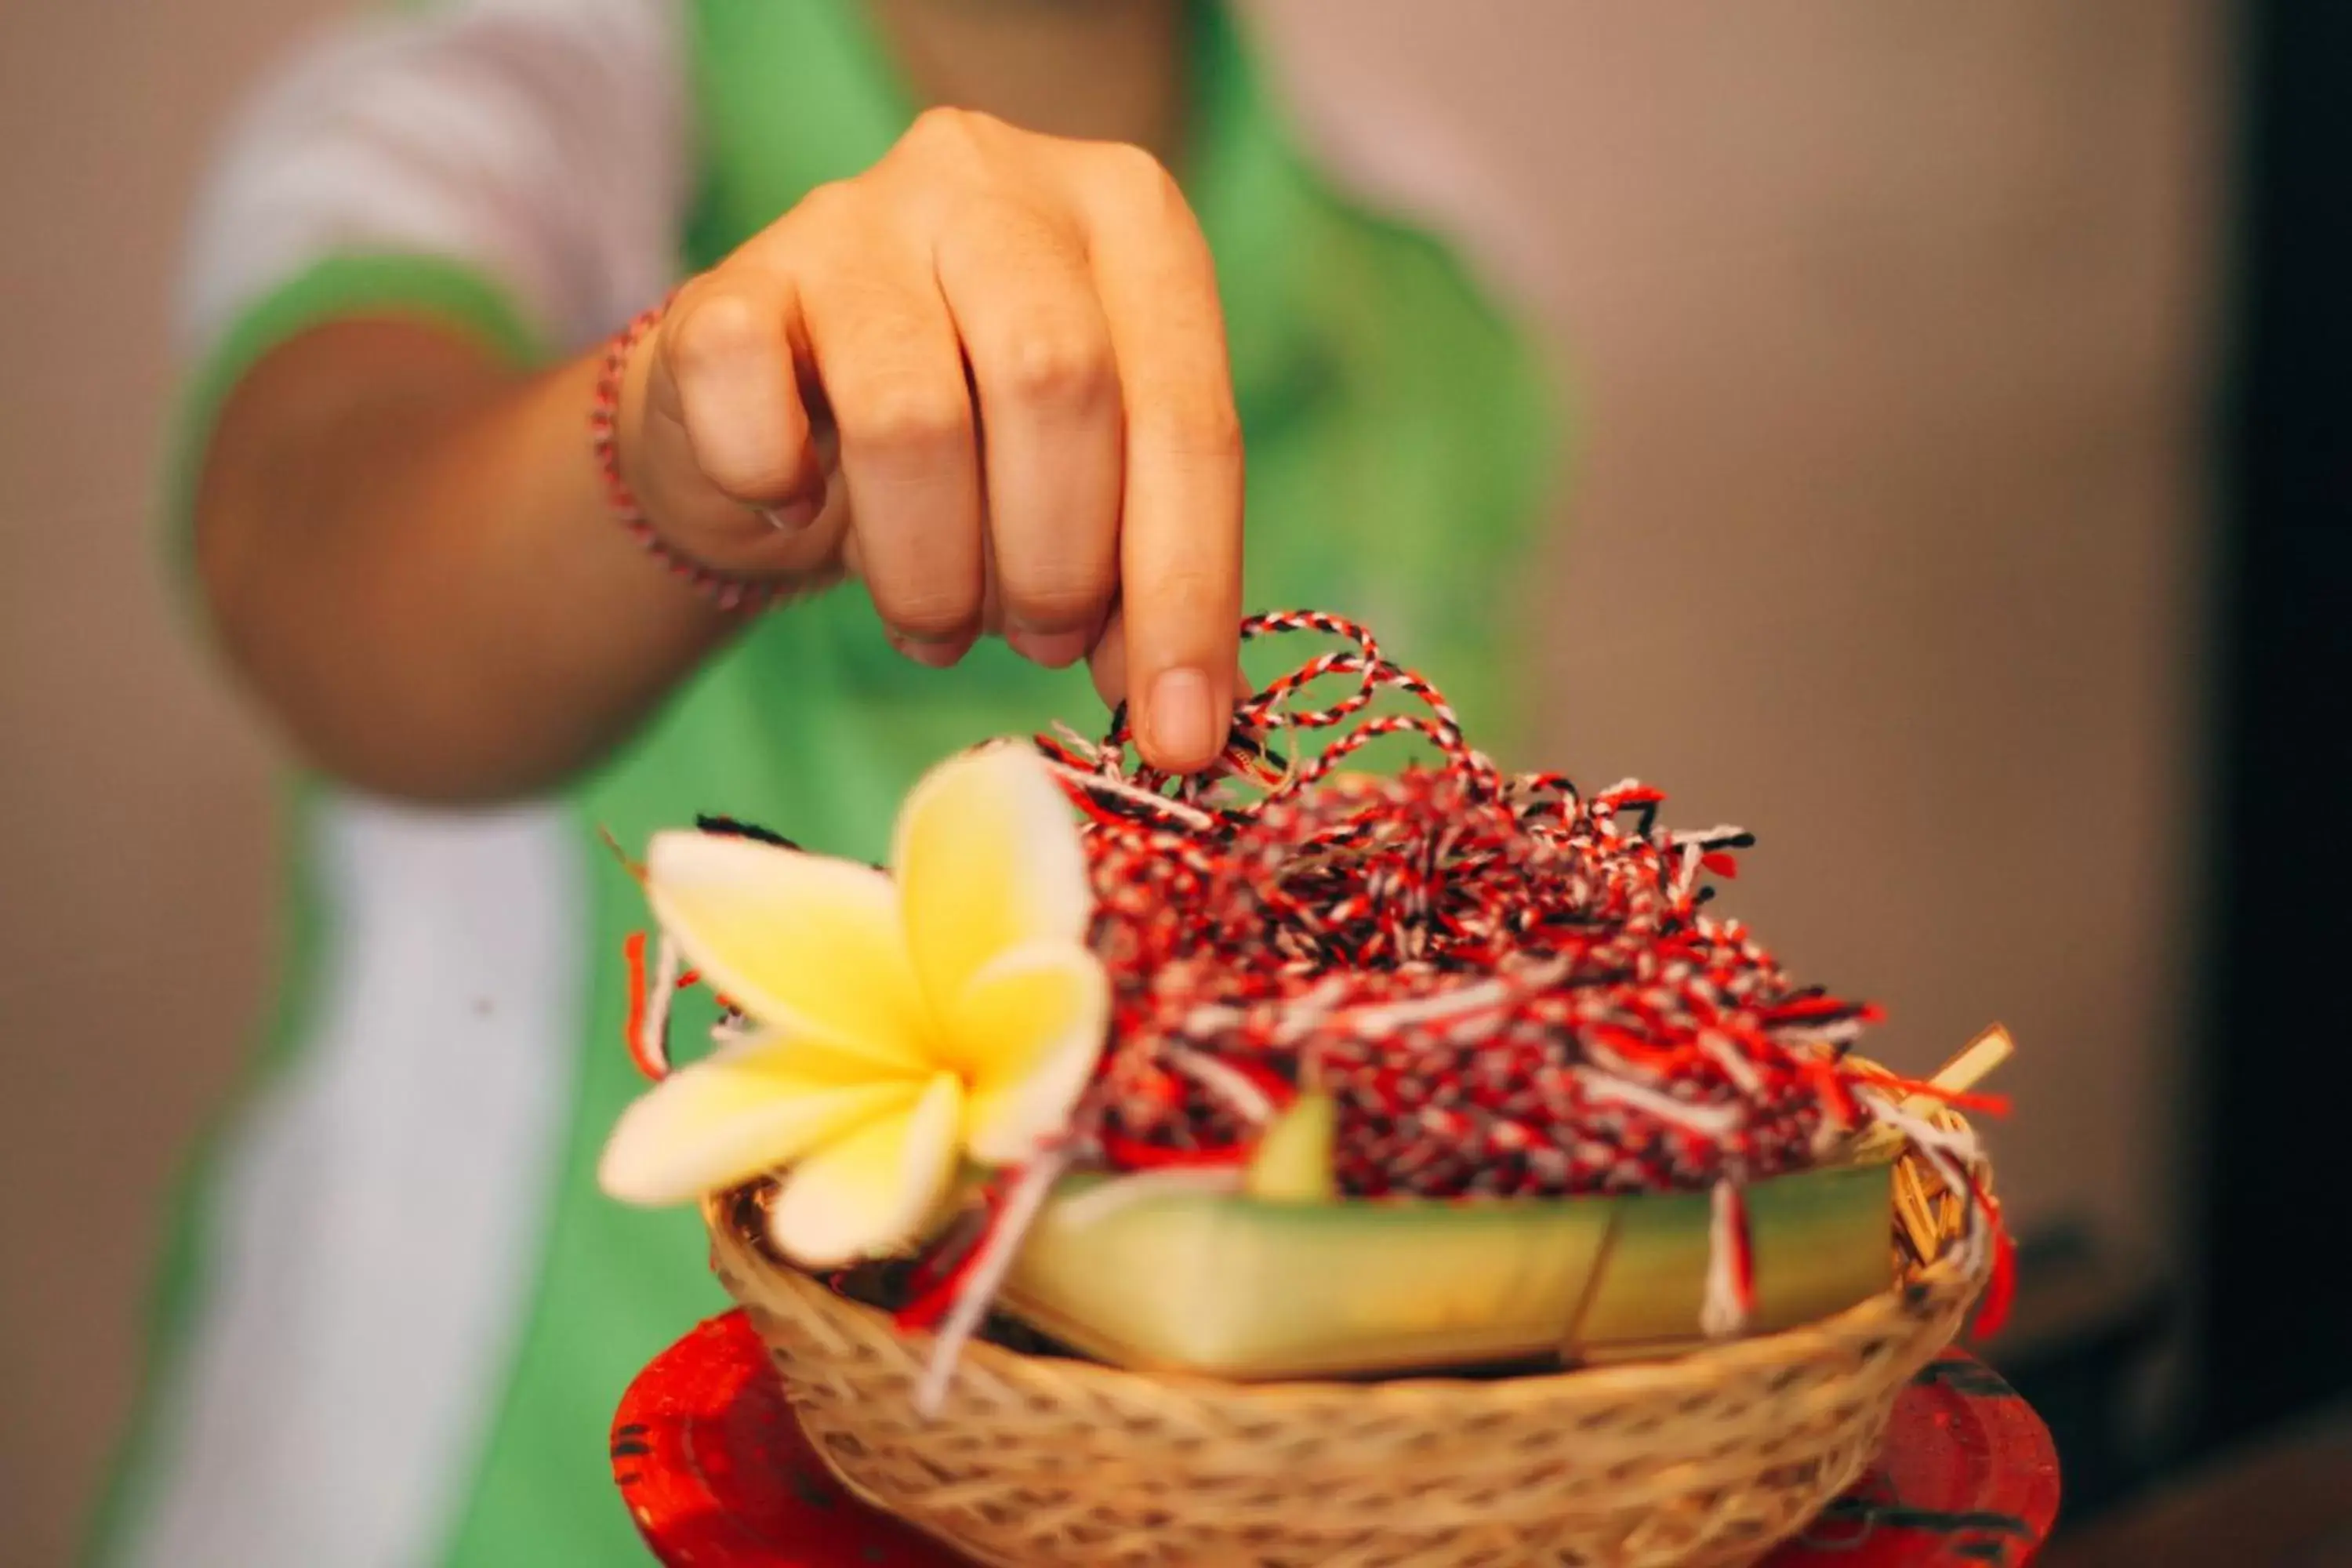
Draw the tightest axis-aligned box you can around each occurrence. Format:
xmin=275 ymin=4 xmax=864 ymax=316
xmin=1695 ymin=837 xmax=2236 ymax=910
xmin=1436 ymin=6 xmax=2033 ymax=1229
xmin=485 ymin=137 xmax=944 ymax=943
xmin=195 ymin=323 xmax=739 ymax=802
xmin=194 ymin=109 xmax=1244 ymax=804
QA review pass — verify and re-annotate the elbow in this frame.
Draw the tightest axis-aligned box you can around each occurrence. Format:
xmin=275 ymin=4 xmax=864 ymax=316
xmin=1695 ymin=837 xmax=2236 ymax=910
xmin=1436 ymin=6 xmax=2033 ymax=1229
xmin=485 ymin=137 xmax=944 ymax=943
xmin=289 ymin=728 xmax=577 ymax=809
xmin=265 ymin=652 xmax=603 ymax=806
xmin=199 ymin=561 xmax=588 ymax=808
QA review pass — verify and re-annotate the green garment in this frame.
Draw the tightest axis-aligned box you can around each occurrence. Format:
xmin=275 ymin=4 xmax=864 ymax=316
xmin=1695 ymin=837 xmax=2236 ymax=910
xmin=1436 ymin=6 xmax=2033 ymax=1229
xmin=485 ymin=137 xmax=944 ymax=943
xmin=102 ymin=3 xmax=1559 ymax=1562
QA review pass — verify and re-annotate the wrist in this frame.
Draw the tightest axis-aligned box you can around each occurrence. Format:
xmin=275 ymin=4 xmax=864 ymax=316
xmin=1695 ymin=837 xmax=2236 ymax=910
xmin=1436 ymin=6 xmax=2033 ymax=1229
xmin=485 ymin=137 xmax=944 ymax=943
xmin=613 ymin=307 xmax=666 ymax=521
xmin=593 ymin=297 xmax=781 ymax=613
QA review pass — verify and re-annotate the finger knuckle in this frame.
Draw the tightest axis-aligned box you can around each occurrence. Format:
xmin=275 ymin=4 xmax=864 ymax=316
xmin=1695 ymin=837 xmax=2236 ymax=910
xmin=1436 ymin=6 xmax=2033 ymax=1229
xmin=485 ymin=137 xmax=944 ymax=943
xmin=908 ymin=104 xmax=977 ymax=140
xmin=789 ymin=178 xmax=864 ymax=230
xmin=1163 ymin=554 xmax=1230 ymax=601
xmin=902 ymin=105 xmax=1000 ymax=165
xmin=843 ymin=381 xmax=971 ymax=459
xmin=1006 ymin=572 xmax=1109 ymax=632
xmin=1093 ymin=140 xmax=1178 ymax=201
xmin=699 ymin=451 xmax=804 ymax=505
xmin=1133 ymin=560 xmax=1234 ymax=643
xmin=664 ymin=285 xmax=768 ymax=383
xmin=1138 ymin=392 xmax=1243 ymax=463
xmin=875 ymin=581 xmax=981 ymax=641
xmin=997 ymin=327 xmax=1116 ymax=408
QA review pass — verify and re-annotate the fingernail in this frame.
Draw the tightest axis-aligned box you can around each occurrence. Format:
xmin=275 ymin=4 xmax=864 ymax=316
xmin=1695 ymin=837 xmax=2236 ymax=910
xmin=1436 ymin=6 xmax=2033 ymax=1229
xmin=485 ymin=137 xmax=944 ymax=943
xmin=760 ymin=497 xmax=820 ymax=533
xmin=1007 ymin=626 xmax=1091 ymax=669
xmin=1145 ymin=667 xmax=1218 ymax=769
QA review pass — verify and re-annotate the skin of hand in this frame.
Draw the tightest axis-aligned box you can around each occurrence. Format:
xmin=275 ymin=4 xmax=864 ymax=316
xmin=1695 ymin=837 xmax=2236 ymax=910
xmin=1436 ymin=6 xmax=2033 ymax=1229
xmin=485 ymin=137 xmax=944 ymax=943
xmin=193 ymin=108 xmax=1244 ymax=803
xmin=618 ymin=107 xmax=1245 ymax=766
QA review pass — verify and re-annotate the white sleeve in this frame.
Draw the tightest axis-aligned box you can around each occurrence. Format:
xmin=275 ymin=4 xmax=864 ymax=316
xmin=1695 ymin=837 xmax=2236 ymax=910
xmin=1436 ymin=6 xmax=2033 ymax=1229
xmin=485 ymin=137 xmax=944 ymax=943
xmin=178 ymin=0 xmax=694 ymax=359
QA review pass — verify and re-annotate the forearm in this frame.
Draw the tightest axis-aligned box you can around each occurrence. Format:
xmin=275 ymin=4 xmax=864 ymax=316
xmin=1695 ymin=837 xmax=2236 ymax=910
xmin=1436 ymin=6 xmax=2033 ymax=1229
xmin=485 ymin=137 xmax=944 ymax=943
xmin=191 ymin=106 xmax=1253 ymax=801
xmin=195 ymin=320 xmax=746 ymax=803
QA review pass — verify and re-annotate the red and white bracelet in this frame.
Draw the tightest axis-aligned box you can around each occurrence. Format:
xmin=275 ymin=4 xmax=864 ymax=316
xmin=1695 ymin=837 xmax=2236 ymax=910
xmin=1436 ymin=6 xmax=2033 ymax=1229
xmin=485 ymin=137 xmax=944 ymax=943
xmin=590 ymin=296 xmax=780 ymax=613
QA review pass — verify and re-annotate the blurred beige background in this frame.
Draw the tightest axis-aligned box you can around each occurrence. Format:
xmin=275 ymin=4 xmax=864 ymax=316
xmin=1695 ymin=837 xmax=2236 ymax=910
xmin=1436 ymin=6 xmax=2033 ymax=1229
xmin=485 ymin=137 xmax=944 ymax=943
xmin=0 ymin=2 xmax=2223 ymax=1564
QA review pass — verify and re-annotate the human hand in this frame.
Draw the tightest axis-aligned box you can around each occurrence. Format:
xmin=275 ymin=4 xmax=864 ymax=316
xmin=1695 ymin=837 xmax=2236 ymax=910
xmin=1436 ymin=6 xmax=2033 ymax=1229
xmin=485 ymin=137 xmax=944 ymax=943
xmin=614 ymin=108 xmax=1243 ymax=771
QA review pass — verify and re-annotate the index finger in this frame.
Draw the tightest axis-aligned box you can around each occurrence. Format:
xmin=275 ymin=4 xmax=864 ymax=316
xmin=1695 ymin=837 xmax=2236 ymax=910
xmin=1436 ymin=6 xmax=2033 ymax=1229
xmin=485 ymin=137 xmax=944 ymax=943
xmin=1071 ymin=145 xmax=1243 ymax=774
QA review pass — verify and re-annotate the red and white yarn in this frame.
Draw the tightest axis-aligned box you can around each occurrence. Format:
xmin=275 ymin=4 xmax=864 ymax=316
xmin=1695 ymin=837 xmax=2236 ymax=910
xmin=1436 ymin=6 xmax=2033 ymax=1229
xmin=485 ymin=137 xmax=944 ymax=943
xmin=1039 ymin=613 xmax=1881 ymax=1206
xmin=620 ymin=926 xmax=733 ymax=1083
xmin=1700 ymin=1178 xmax=1758 ymax=1338
xmin=616 ymin=608 xmax=2011 ymax=1388
xmin=634 ymin=930 xmax=681 ymax=1080
xmin=912 ymin=1151 xmax=1072 ymax=1417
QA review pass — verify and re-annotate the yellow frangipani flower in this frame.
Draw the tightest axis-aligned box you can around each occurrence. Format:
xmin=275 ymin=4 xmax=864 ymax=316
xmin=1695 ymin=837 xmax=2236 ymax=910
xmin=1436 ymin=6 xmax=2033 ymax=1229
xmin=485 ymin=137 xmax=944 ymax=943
xmin=599 ymin=743 xmax=1108 ymax=1267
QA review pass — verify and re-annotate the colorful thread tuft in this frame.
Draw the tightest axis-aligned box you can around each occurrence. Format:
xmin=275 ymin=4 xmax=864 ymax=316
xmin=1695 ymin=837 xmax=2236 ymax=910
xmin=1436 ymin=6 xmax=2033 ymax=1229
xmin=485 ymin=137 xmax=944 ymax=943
xmin=630 ymin=610 xmax=2009 ymax=1391
xmin=1037 ymin=612 xmax=1887 ymax=1205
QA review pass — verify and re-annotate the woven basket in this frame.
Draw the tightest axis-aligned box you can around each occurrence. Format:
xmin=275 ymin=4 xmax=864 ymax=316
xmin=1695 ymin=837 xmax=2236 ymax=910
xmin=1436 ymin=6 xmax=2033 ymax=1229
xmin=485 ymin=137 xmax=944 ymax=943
xmin=708 ymin=1115 xmax=1991 ymax=1568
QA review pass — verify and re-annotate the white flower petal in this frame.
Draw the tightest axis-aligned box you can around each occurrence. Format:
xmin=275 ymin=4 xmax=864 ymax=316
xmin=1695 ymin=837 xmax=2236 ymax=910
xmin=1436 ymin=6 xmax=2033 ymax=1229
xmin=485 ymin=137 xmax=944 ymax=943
xmin=891 ymin=744 xmax=1091 ymax=1014
xmin=765 ymin=1072 xmax=967 ymax=1266
xmin=944 ymin=942 xmax=1109 ymax=1164
xmin=644 ymin=829 xmax=931 ymax=1070
xmin=597 ymin=1033 xmax=924 ymax=1206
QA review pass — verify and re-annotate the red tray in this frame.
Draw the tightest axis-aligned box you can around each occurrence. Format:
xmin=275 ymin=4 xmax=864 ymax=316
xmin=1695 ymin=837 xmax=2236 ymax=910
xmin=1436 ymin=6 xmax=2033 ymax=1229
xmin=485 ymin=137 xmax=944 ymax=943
xmin=612 ymin=1311 xmax=2059 ymax=1566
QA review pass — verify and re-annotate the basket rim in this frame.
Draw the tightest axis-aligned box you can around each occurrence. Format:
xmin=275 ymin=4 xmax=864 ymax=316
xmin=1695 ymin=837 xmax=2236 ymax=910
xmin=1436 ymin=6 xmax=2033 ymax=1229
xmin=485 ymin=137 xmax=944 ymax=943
xmin=704 ymin=1151 xmax=1987 ymax=1415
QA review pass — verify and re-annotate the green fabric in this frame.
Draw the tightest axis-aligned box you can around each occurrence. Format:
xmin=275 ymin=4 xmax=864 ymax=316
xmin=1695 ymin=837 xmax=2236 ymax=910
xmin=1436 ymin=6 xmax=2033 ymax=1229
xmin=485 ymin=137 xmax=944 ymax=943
xmin=82 ymin=778 xmax=339 ymax=1568
xmin=89 ymin=256 xmax=551 ymax=1566
xmin=445 ymin=7 xmax=1556 ymax=1563
xmin=113 ymin=2 xmax=1559 ymax=1563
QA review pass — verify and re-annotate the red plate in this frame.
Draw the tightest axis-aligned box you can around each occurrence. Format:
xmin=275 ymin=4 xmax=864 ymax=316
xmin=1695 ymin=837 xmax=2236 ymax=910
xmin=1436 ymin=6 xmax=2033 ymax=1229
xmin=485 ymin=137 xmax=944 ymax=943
xmin=613 ymin=1312 xmax=2060 ymax=1566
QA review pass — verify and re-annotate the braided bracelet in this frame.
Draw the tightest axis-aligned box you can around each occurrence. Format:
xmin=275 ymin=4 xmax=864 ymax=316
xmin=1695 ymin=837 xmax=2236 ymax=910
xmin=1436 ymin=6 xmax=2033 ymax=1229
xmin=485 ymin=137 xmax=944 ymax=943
xmin=590 ymin=297 xmax=779 ymax=613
